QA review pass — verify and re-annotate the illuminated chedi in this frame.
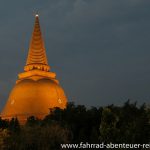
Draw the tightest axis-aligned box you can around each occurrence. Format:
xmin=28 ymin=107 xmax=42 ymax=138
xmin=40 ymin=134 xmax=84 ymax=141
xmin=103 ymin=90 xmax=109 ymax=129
xmin=1 ymin=14 xmax=67 ymax=123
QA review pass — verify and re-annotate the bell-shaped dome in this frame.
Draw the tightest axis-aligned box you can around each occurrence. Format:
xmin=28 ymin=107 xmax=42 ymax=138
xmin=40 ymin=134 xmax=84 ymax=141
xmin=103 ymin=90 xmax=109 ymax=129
xmin=1 ymin=78 xmax=67 ymax=122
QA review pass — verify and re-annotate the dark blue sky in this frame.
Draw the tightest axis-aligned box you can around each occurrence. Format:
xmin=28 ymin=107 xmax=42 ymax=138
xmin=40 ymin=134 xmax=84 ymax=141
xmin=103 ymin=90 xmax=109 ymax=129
xmin=0 ymin=0 xmax=150 ymax=110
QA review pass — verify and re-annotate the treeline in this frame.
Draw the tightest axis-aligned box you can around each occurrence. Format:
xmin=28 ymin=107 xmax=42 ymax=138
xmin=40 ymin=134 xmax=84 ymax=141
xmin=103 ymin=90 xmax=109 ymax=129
xmin=0 ymin=100 xmax=149 ymax=150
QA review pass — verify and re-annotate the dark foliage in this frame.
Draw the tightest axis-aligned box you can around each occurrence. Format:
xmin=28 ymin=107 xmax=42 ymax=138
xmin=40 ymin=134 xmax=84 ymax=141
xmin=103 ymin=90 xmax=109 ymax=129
xmin=43 ymin=103 xmax=102 ymax=143
xmin=100 ymin=100 xmax=150 ymax=144
xmin=0 ymin=101 xmax=149 ymax=150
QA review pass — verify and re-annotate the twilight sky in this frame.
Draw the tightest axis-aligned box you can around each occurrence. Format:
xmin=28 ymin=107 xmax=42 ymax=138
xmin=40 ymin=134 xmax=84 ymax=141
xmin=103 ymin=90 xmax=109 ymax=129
xmin=0 ymin=0 xmax=150 ymax=110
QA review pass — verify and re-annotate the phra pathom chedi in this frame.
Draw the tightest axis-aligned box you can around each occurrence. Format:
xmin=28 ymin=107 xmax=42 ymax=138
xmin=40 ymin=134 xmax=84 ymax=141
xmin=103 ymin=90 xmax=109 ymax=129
xmin=1 ymin=14 xmax=67 ymax=123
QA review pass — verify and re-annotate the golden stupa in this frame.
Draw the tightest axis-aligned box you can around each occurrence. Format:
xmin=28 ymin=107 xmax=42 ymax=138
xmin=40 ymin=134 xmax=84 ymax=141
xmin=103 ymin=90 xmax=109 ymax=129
xmin=1 ymin=14 xmax=67 ymax=123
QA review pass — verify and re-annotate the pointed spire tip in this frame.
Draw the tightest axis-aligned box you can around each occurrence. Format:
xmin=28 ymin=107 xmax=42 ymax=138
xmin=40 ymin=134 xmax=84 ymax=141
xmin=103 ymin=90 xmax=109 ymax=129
xmin=25 ymin=13 xmax=49 ymax=68
xmin=35 ymin=14 xmax=39 ymax=17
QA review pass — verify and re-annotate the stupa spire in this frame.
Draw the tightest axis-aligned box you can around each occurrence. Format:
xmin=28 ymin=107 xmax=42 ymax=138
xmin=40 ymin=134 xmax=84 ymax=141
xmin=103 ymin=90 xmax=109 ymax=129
xmin=24 ymin=14 xmax=50 ymax=72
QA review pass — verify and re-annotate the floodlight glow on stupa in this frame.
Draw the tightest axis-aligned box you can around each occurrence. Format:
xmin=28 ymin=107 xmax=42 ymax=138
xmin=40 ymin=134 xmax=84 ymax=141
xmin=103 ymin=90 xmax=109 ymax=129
xmin=1 ymin=15 xmax=68 ymax=123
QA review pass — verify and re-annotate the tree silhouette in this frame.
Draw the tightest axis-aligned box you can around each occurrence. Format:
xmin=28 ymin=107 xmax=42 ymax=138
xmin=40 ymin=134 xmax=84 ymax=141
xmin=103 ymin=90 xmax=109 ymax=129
xmin=0 ymin=101 xmax=149 ymax=149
